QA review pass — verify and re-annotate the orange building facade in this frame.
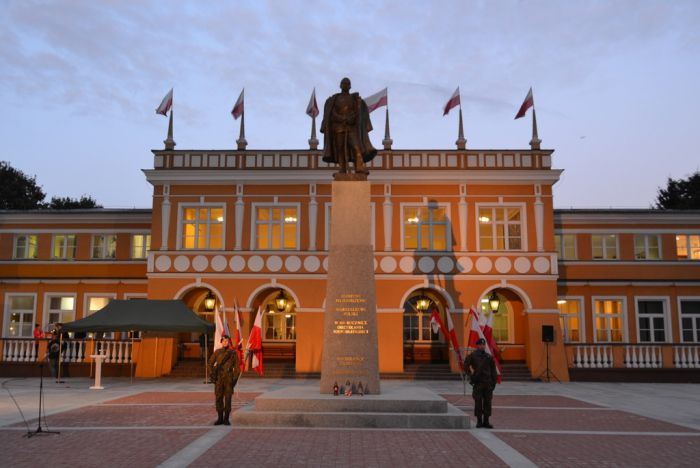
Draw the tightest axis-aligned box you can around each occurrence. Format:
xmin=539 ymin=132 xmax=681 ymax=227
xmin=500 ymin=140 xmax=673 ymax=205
xmin=1 ymin=147 xmax=699 ymax=380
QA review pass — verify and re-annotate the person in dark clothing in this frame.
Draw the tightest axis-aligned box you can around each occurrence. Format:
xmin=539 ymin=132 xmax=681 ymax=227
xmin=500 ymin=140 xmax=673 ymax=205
xmin=464 ymin=338 xmax=497 ymax=428
xmin=46 ymin=333 xmax=60 ymax=378
xmin=207 ymin=335 xmax=240 ymax=426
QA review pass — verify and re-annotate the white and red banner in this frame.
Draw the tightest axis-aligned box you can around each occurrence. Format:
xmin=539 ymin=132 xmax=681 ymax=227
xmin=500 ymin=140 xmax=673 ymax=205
xmin=443 ymin=86 xmax=460 ymax=116
xmin=155 ymin=88 xmax=173 ymax=116
xmin=467 ymin=307 xmax=502 ymax=383
xmin=246 ymin=306 xmax=264 ymax=375
xmin=482 ymin=311 xmax=503 ymax=383
xmin=364 ymin=87 xmax=388 ymax=113
xmin=429 ymin=308 xmax=464 ymax=371
xmin=231 ymin=89 xmax=244 ymax=120
xmin=306 ymin=88 xmax=319 ymax=118
xmin=213 ymin=307 xmax=229 ymax=351
xmin=233 ymin=299 xmax=245 ymax=371
xmin=514 ymin=87 xmax=534 ymax=119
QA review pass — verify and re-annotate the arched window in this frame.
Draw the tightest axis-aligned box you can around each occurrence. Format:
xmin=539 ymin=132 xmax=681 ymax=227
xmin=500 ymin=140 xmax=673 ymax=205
xmin=403 ymin=290 xmax=445 ymax=343
xmin=480 ymin=292 xmax=511 ymax=343
xmin=260 ymin=290 xmax=296 ymax=341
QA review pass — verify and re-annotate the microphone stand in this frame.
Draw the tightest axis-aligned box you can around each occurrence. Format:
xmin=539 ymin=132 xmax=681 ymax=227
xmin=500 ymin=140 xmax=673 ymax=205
xmin=26 ymin=361 xmax=59 ymax=438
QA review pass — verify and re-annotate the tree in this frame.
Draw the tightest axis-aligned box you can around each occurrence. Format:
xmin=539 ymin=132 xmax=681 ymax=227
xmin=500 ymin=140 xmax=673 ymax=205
xmin=655 ymin=171 xmax=700 ymax=209
xmin=48 ymin=196 xmax=102 ymax=209
xmin=0 ymin=161 xmax=46 ymax=209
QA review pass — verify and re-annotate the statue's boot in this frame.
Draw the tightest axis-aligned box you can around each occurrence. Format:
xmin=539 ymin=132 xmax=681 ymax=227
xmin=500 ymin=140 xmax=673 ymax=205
xmin=355 ymin=155 xmax=369 ymax=174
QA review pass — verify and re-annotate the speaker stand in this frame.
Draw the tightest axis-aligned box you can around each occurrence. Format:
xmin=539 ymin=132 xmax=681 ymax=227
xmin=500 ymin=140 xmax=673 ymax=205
xmin=536 ymin=342 xmax=560 ymax=383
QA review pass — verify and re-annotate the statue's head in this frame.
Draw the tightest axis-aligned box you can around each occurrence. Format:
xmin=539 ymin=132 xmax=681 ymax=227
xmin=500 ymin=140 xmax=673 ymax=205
xmin=340 ymin=77 xmax=351 ymax=92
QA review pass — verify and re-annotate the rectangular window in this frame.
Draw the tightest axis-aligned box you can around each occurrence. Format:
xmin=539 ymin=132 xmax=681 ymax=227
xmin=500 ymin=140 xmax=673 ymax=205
xmin=558 ymin=299 xmax=581 ymax=342
xmin=634 ymin=235 xmax=660 ymax=260
xmin=637 ymin=299 xmax=666 ymax=343
xmin=263 ymin=310 xmax=296 ymax=341
xmin=180 ymin=206 xmax=225 ymax=250
xmin=46 ymin=295 xmax=75 ymax=328
xmin=92 ymin=234 xmax=117 ymax=259
xmin=403 ymin=205 xmax=449 ymax=251
xmin=4 ymin=295 xmax=35 ymax=337
xmin=13 ymin=234 xmax=38 ymax=259
xmin=594 ymin=299 xmax=624 ymax=342
xmin=591 ymin=234 xmax=618 ymax=260
xmin=680 ymin=300 xmax=700 ymax=342
xmin=254 ymin=205 xmax=298 ymax=250
xmin=554 ymin=234 xmax=576 ymax=260
xmin=52 ymin=235 xmax=76 ymax=260
xmin=676 ymin=235 xmax=700 ymax=260
xmin=131 ymin=234 xmax=151 ymax=259
xmin=478 ymin=207 xmax=522 ymax=251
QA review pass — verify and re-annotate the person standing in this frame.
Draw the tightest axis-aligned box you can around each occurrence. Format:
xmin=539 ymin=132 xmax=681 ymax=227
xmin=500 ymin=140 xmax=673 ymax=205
xmin=464 ymin=338 xmax=497 ymax=428
xmin=33 ymin=323 xmax=44 ymax=357
xmin=46 ymin=332 xmax=60 ymax=378
xmin=207 ymin=335 xmax=240 ymax=426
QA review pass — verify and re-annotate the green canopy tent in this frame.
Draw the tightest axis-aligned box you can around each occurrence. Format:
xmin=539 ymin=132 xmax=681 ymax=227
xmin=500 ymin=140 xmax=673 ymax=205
xmin=62 ymin=299 xmax=214 ymax=382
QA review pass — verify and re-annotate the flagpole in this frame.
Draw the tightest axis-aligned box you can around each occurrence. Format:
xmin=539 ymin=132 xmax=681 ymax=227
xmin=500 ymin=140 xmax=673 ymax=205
xmin=309 ymin=115 xmax=319 ymax=150
xmin=382 ymin=106 xmax=392 ymax=150
xmin=530 ymin=106 xmax=541 ymax=150
xmin=236 ymin=89 xmax=247 ymax=151
xmin=164 ymin=110 xmax=176 ymax=150
xmin=456 ymin=104 xmax=466 ymax=150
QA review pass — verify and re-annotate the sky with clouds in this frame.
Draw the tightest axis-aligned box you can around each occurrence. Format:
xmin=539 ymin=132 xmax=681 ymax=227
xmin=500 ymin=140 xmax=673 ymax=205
xmin=1 ymin=0 xmax=699 ymax=209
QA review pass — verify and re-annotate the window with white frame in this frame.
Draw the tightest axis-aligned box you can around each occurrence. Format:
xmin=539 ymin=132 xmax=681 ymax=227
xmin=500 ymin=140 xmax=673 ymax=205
xmin=557 ymin=299 xmax=581 ymax=342
xmin=254 ymin=205 xmax=299 ymax=250
xmin=52 ymin=234 xmax=76 ymax=260
xmin=593 ymin=299 xmax=624 ymax=342
xmin=478 ymin=206 xmax=522 ymax=251
xmin=591 ymin=234 xmax=618 ymax=260
xmin=680 ymin=300 xmax=700 ymax=342
xmin=92 ymin=234 xmax=117 ymax=259
xmin=636 ymin=299 xmax=666 ymax=343
xmin=263 ymin=307 xmax=296 ymax=341
xmin=13 ymin=234 xmax=38 ymax=259
xmin=131 ymin=234 xmax=151 ymax=259
xmin=46 ymin=296 xmax=75 ymax=328
xmin=634 ymin=235 xmax=660 ymax=260
xmin=86 ymin=295 xmax=114 ymax=339
xmin=180 ymin=206 xmax=225 ymax=250
xmin=554 ymin=234 xmax=576 ymax=260
xmin=403 ymin=204 xmax=449 ymax=251
xmin=4 ymin=295 xmax=35 ymax=337
xmin=676 ymin=235 xmax=700 ymax=260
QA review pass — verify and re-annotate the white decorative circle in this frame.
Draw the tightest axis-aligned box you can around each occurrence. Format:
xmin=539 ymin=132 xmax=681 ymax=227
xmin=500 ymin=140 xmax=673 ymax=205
xmin=322 ymin=256 xmax=329 ymax=271
xmin=418 ymin=256 xmax=435 ymax=273
xmin=399 ymin=257 xmax=415 ymax=273
xmin=173 ymin=255 xmax=190 ymax=272
xmin=229 ymin=255 xmax=246 ymax=272
xmin=211 ymin=255 xmax=227 ymax=272
xmin=495 ymin=257 xmax=512 ymax=274
xmin=248 ymin=255 xmax=264 ymax=272
xmin=380 ymin=257 xmax=397 ymax=273
xmin=192 ymin=255 xmax=208 ymax=272
xmin=437 ymin=257 xmax=454 ymax=273
xmin=285 ymin=256 xmax=301 ymax=272
xmin=155 ymin=255 xmax=171 ymax=272
xmin=266 ymin=255 xmax=283 ymax=272
xmin=514 ymin=257 xmax=531 ymax=274
xmin=304 ymin=255 xmax=321 ymax=272
xmin=456 ymin=257 xmax=473 ymax=273
xmin=475 ymin=257 xmax=493 ymax=273
xmin=533 ymin=257 xmax=550 ymax=274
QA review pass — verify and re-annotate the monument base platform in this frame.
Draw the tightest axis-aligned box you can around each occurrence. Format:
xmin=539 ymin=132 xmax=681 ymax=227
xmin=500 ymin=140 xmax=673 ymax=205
xmin=231 ymin=384 xmax=470 ymax=429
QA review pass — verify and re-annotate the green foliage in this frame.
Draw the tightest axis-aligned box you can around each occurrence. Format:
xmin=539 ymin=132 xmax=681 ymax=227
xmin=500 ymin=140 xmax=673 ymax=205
xmin=655 ymin=171 xmax=700 ymax=209
xmin=0 ymin=161 xmax=46 ymax=209
xmin=48 ymin=196 xmax=102 ymax=209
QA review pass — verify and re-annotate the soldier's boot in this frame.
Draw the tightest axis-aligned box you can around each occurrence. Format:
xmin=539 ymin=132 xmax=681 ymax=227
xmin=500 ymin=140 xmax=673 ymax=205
xmin=482 ymin=416 xmax=493 ymax=429
xmin=223 ymin=410 xmax=231 ymax=426
xmin=475 ymin=416 xmax=483 ymax=428
xmin=214 ymin=411 xmax=224 ymax=425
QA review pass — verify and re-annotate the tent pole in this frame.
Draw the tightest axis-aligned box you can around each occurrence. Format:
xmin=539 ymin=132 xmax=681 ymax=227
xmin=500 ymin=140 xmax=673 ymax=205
xmin=204 ymin=335 xmax=208 ymax=384
xmin=154 ymin=336 xmax=158 ymax=377
xmin=130 ymin=331 xmax=134 ymax=384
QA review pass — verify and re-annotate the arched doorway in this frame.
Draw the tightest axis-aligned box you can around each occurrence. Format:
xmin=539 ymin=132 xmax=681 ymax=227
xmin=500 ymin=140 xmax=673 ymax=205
xmin=478 ymin=288 xmax=527 ymax=361
xmin=179 ymin=287 xmax=218 ymax=358
xmin=252 ymin=288 xmax=297 ymax=362
xmin=403 ymin=289 xmax=448 ymax=364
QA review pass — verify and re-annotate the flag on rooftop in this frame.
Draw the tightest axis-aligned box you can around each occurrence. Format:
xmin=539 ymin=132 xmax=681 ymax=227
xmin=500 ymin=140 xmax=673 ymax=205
xmin=443 ymin=86 xmax=460 ymax=116
xmin=364 ymin=87 xmax=388 ymax=113
xmin=514 ymin=87 xmax=534 ymax=119
xmin=155 ymin=88 xmax=173 ymax=116
xmin=306 ymin=88 xmax=319 ymax=118
xmin=231 ymin=89 xmax=244 ymax=120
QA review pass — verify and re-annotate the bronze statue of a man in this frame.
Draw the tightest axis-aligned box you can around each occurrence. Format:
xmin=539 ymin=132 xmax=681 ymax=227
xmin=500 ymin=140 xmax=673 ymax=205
xmin=321 ymin=77 xmax=377 ymax=177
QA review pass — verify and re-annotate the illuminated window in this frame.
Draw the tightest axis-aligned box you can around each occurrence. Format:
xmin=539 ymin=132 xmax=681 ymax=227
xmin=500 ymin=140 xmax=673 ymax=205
xmin=46 ymin=296 xmax=75 ymax=328
xmin=403 ymin=294 xmax=443 ymax=342
xmin=554 ymin=234 xmax=576 ymax=260
xmin=92 ymin=234 xmax=117 ymax=259
xmin=676 ymin=235 xmax=700 ymax=260
xmin=131 ymin=234 xmax=151 ymax=259
xmin=87 ymin=296 xmax=114 ymax=339
xmin=634 ymin=235 xmax=660 ymax=260
xmin=263 ymin=306 xmax=296 ymax=341
xmin=592 ymin=234 xmax=618 ymax=260
xmin=3 ymin=295 xmax=35 ymax=338
xmin=52 ymin=235 xmax=76 ymax=260
xmin=480 ymin=295 xmax=510 ymax=343
xmin=254 ymin=205 xmax=299 ymax=250
xmin=636 ymin=299 xmax=667 ymax=343
xmin=558 ymin=299 xmax=581 ymax=342
xmin=478 ymin=207 xmax=522 ymax=251
xmin=13 ymin=234 xmax=38 ymax=259
xmin=680 ymin=300 xmax=700 ymax=342
xmin=180 ymin=205 xmax=225 ymax=250
xmin=403 ymin=205 xmax=449 ymax=251
xmin=593 ymin=299 xmax=624 ymax=342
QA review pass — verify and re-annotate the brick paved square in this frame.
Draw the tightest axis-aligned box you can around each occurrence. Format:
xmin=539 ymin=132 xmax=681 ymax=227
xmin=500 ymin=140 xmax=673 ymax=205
xmin=104 ymin=391 xmax=259 ymax=405
xmin=443 ymin=394 xmax=603 ymax=408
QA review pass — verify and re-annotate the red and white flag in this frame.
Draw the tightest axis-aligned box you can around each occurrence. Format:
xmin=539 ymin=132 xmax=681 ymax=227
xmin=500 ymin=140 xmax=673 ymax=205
xmin=429 ymin=308 xmax=464 ymax=371
xmin=482 ymin=312 xmax=503 ymax=383
xmin=514 ymin=87 xmax=534 ymax=119
xmin=155 ymin=88 xmax=173 ymax=116
xmin=467 ymin=307 xmax=488 ymax=349
xmin=443 ymin=86 xmax=460 ymax=116
xmin=233 ymin=299 xmax=246 ymax=371
xmin=246 ymin=306 xmax=264 ymax=375
xmin=213 ymin=307 xmax=226 ymax=351
xmin=231 ymin=89 xmax=244 ymax=120
xmin=364 ymin=87 xmax=388 ymax=113
xmin=306 ymin=88 xmax=319 ymax=118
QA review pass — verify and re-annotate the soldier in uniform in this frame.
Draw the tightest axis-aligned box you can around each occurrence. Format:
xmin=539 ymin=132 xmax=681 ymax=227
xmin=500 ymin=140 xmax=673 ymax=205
xmin=207 ymin=335 xmax=240 ymax=426
xmin=464 ymin=338 xmax=497 ymax=428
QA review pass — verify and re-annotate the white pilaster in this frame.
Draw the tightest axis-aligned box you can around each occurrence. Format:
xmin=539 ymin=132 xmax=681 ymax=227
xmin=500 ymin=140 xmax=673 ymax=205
xmin=309 ymin=183 xmax=318 ymax=250
xmin=235 ymin=184 xmax=244 ymax=251
xmin=383 ymin=184 xmax=393 ymax=251
xmin=459 ymin=184 xmax=467 ymax=251
xmin=160 ymin=184 xmax=170 ymax=250
xmin=534 ymin=184 xmax=544 ymax=252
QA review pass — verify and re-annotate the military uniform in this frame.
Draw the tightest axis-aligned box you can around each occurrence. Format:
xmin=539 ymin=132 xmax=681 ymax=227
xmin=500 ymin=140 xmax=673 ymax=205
xmin=464 ymin=347 xmax=497 ymax=428
xmin=207 ymin=346 xmax=240 ymax=425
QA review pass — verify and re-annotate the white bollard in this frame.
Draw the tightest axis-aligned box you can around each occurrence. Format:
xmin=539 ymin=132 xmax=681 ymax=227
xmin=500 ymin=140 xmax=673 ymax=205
xmin=90 ymin=354 xmax=107 ymax=390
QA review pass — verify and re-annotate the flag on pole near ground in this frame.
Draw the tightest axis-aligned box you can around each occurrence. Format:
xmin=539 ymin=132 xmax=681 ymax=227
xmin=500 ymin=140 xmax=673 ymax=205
xmin=233 ymin=300 xmax=245 ymax=371
xmin=231 ymin=89 xmax=244 ymax=120
xmin=514 ymin=87 xmax=534 ymax=119
xmin=364 ymin=88 xmax=388 ymax=113
xmin=221 ymin=307 xmax=234 ymax=350
xmin=246 ymin=306 xmax=264 ymax=375
xmin=443 ymin=86 xmax=460 ymax=116
xmin=306 ymin=88 xmax=319 ymax=118
xmin=156 ymin=88 xmax=173 ymax=116
xmin=213 ymin=307 xmax=225 ymax=351
xmin=429 ymin=308 xmax=464 ymax=371
xmin=482 ymin=312 xmax=503 ymax=383
xmin=467 ymin=307 xmax=488 ymax=349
